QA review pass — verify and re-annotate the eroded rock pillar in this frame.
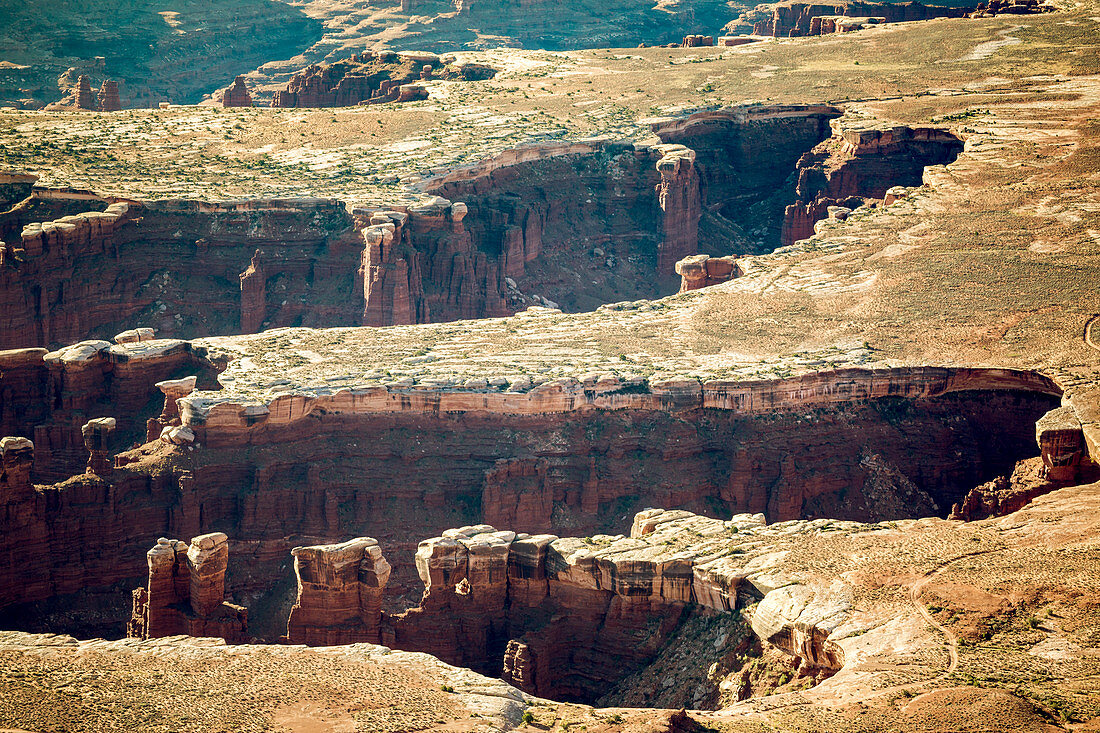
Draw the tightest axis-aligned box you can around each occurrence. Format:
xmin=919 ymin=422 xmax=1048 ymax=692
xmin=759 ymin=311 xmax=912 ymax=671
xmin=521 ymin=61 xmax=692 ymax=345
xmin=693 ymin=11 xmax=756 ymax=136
xmin=1037 ymin=406 xmax=1086 ymax=482
xmin=286 ymin=537 xmax=391 ymax=645
xmin=80 ymin=417 xmax=115 ymax=476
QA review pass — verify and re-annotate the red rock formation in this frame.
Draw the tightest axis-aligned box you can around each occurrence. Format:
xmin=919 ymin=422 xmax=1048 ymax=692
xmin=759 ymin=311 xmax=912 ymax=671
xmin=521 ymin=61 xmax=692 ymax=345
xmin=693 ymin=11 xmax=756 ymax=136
xmin=97 ymin=80 xmax=121 ymax=112
xmin=81 ymin=416 xmax=115 ymax=476
xmin=655 ymin=146 xmax=702 ymax=277
xmin=0 ymin=196 xmax=356 ymax=350
xmin=221 ymin=76 xmax=253 ymax=107
xmin=74 ymin=75 xmax=97 ymax=109
xmin=272 ymin=53 xmax=436 ymax=108
xmin=128 ymin=532 xmax=248 ymax=642
xmin=675 ymin=254 xmax=740 ymax=292
xmin=0 ymin=357 xmax=1065 ymax=636
xmin=968 ymin=0 xmax=1055 ymax=16
xmin=286 ymin=537 xmax=391 ymax=645
xmin=0 ymin=436 xmax=34 ymax=501
xmin=239 ymin=250 xmax=266 ymax=333
xmin=1036 ymin=405 xmax=1085 ymax=482
xmin=780 ymin=120 xmax=963 ymax=246
xmin=0 ymin=337 xmax=211 ymax=483
xmin=748 ymin=0 xmax=970 ymax=37
xmin=949 ymin=457 xmax=1057 ymax=521
xmin=681 ymin=34 xmax=715 ymax=47
xmin=0 ymin=171 xmax=38 ymax=209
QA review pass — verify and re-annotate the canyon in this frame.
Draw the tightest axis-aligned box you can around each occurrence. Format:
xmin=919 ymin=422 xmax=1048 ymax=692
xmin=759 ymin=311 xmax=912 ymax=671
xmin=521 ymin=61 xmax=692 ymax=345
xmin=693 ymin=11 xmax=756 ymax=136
xmin=0 ymin=106 xmax=963 ymax=345
xmin=0 ymin=2 xmax=1099 ymax=730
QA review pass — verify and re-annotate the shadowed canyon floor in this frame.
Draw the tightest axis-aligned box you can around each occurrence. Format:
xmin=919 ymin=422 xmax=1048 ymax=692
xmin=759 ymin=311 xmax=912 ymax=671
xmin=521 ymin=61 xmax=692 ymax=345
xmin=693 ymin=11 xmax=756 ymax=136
xmin=1 ymin=0 xmax=1099 ymax=731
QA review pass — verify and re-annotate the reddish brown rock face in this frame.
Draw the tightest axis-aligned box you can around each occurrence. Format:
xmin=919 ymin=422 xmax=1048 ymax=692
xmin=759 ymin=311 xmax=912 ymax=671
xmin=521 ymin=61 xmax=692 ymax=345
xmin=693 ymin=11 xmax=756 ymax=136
xmin=675 ymin=254 xmax=740 ymax=292
xmin=128 ymin=532 xmax=247 ymax=642
xmin=271 ymin=53 xmax=433 ymax=108
xmin=97 ymin=80 xmax=121 ymax=112
xmin=5 ymin=106 xmax=960 ymax=345
xmin=749 ymin=0 xmax=971 ymax=37
xmin=780 ymin=122 xmax=964 ymax=247
xmin=0 ymin=363 xmax=1061 ymax=640
xmin=286 ymin=537 xmax=391 ymax=645
xmin=0 ymin=197 xmax=356 ymax=350
xmin=221 ymin=76 xmax=253 ymax=108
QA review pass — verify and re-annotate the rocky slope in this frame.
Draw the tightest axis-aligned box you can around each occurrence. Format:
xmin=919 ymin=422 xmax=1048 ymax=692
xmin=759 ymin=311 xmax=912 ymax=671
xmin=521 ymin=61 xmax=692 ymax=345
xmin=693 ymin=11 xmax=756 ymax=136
xmin=0 ymin=0 xmax=323 ymax=108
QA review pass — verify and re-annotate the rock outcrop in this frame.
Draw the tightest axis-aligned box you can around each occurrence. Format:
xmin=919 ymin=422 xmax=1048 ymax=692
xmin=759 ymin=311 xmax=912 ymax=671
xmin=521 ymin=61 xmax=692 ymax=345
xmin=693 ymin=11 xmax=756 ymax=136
xmin=781 ymin=117 xmax=964 ymax=246
xmin=286 ymin=537 xmax=391 ymax=645
xmin=380 ymin=510 xmax=850 ymax=702
xmin=681 ymin=34 xmax=715 ymax=47
xmin=738 ymin=0 xmax=971 ymax=37
xmin=272 ymin=53 xmax=432 ymax=108
xmin=80 ymin=416 xmax=115 ymax=476
xmin=675 ymin=254 xmax=740 ymax=292
xmin=44 ymin=75 xmax=122 ymax=111
xmin=1036 ymin=405 xmax=1085 ymax=482
xmin=128 ymin=532 xmax=248 ymax=642
xmin=0 ymin=436 xmax=34 ymax=500
xmin=968 ymin=0 xmax=1055 ymax=16
xmin=220 ymin=76 xmax=253 ymax=107
xmin=97 ymin=80 xmax=121 ymax=111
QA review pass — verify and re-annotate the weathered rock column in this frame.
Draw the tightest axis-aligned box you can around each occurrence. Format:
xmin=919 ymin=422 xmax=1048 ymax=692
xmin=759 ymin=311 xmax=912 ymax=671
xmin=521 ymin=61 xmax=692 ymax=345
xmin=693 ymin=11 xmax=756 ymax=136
xmin=0 ymin=436 xmax=34 ymax=500
xmin=98 ymin=80 xmax=121 ymax=111
xmin=221 ymin=76 xmax=253 ymax=107
xmin=129 ymin=532 xmax=247 ymax=642
xmin=81 ymin=417 xmax=115 ymax=476
xmin=286 ymin=537 xmax=391 ymax=645
xmin=654 ymin=145 xmax=701 ymax=278
xmin=1037 ymin=406 xmax=1086 ymax=482
xmin=239 ymin=250 xmax=266 ymax=334
xmin=188 ymin=532 xmax=230 ymax=617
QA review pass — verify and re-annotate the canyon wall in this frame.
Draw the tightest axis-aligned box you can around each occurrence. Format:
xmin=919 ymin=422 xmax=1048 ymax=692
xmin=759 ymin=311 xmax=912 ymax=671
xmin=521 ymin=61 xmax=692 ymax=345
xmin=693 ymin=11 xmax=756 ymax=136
xmin=0 ymin=356 xmax=1062 ymax=635
xmin=652 ymin=105 xmax=840 ymax=254
xmin=0 ymin=196 xmax=357 ymax=349
xmin=739 ymin=1 xmax=971 ymax=38
xmin=285 ymin=508 xmax=857 ymax=704
xmin=1 ymin=106 xmax=963 ymax=344
xmin=0 ymin=338 xmax=213 ymax=482
xmin=780 ymin=120 xmax=964 ymax=246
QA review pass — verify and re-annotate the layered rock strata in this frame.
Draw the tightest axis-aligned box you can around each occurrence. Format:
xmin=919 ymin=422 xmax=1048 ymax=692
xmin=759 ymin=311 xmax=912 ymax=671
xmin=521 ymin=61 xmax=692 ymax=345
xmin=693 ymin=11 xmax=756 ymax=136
xmin=0 ymin=337 xmax=212 ymax=481
xmin=1 ymin=105 xmax=965 ymax=340
xmin=675 ymin=254 xmax=740 ymax=292
xmin=272 ymin=53 xmax=434 ymax=108
xmin=286 ymin=537 xmax=391 ymax=645
xmin=0 ymin=357 xmax=1064 ymax=631
xmin=968 ymin=0 xmax=1055 ymax=15
xmin=313 ymin=510 xmax=858 ymax=703
xmin=1036 ymin=405 xmax=1085 ymax=482
xmin=127 ymin=532 xmax=247 ymax=642
xmin=44 ymin=75 xmax=123 ymax=111
xmin=221 ymin=76 xmax=253 ymax=107
xmin=0 ymin=196 xmax=355 ymax=349
xmin=97 ymin=81 xmax=121 ymax=112
xmin=739 ymin=0 xmax=971 ymax=37
xmin=80 ymin=416 xmax=115 ymax=476
xmin=780 ymin=117 xmax=964 ymax=246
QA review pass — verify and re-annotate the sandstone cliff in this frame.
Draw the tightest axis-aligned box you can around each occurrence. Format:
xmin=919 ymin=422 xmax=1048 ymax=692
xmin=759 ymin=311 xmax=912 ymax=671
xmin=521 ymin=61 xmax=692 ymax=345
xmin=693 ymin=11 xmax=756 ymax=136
xmin=780 ymin=116 xmax=963 ymax=246
xmin=271 ymin=53 xmax=433 ymax=108
xmin=127 ymin=532 xmax=248 ymax=642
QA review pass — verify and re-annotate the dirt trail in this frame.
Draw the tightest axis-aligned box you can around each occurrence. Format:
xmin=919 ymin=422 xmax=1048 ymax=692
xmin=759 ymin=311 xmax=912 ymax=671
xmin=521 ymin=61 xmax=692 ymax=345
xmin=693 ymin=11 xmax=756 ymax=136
xmin=1084 ymin=314 xmax=1100 ymax=353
